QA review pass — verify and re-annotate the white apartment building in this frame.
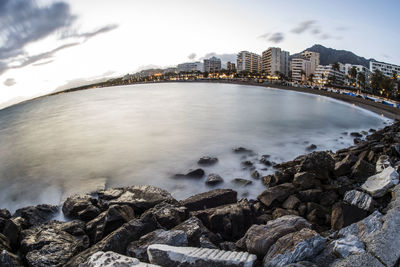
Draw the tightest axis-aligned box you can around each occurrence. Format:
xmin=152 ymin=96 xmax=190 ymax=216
xmin=301 ymin=51 xmax=320 ymax=74
xmin=237 ymin=51 xmax=261 ymax=73
xmin=203 ymin=57 xmax=222 ymax=72
xmin=261 ymin=47 xmax=290 ymax=76
xmin=177 ymin=62 xmax=203 ymax=73
xmin=313 ymin=64 xmax=345 ymax=85
xmin=291 ymin=57 xmax=312 ymax=82
xmin=343 ymin=63 xmax=372 ymax=85
xmin=370 ymin=60 xmax=400 ymax=77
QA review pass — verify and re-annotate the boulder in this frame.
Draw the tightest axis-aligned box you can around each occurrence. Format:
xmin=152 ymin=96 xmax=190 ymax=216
xmin=293 ymin=172 xmax=321 ymax=189
xmin=2 ymin=217 xmax=27 ymax=249
xmin=306 ymin=202 xmax=330 ymax=225
xmin=180 ymin=189 xmax=237 ymax=212
xmin=236 ymin=215 xmax=311 ymax=257
xmin=350 ymin=132 xmax=362 ymax=137
xmin=334 ymin=154 xmax=358 ymax=177
xmin=79 ymin=251 xmax=159 ymax=267
xmin=272 ymin=208 xmax=298 ymax=219
xmin=331 ymin=202 xmax=368 ymax=230
xmin=273 ymin=168 xmax=296 ymax=185
xmin=0 ymin=250 xmax=23 ymax=267
xmin=257 ymin=183 xmax=296 ymax=207
xmin=14 ymin=204 xmax=59 ymax=227
xmin=175 ymin=168 xmax=205 ymax=178
xmin=198 ymin=156 xmax=218 ymax=166
xmin=376 ymin=155 xmax=391 ymax=173
xmin=97 ymin=188 xmax=124 ymax=200
xmin=241 ymin=161 xmax=254 ymax=167
xmin=127 ymin=229 xmax=188 ymax=262
xmin=343 ymin=190 xmax=375 ymax=211
xmin=282 ymin=195 xmax=301 ymax=210
xmin=320 ymin=190 xmax=339 ymax=206
xmin=297 ymin=189 xmax=323 ymax=203
xmin=285 ymin=261 xmax=318 ymax=267
xmin=219 ymin=241 xmax=237 ymax=251
xmin=62 ymin=194 xmax=100 ymax=221
xmin=299 ymin=151 xmax=335 ymax=179
xmin=361 ymin=166 xmax=399 ymax=197
xmin=251 ymin=170 xmax=260 ymax=179
xmin=351 ymin=159 xmax=375 ymax=181
xmin=105 ymin=185 xmax=177 ymax=214
xmin=306 ymin=144 xmax=317 ymax=151
xmin=233 ymin=147 xmax=253 ymax=154
xmin=0 ymin=209 xmax=11 ymax=233
xmin=232 ymin=178 xmax=252 ymax=187
xmin=263 ymin=228 xmax=326 ymax=267
xmin=173 ymin=216 xmax=219 ymax=247
xmin=260 ymin=155 xmax=272 ymax=166
xmin=86 ymin=205 xmax=135 ymax=244
xmin=205 ymin=174 xmax=224 ymax=185
xmin=147 ymin=244 xmax=257 ymax=267
xmin=140 ymin=202 xmax=188 ymax=230
xmin=332 ymin=234 xmax=365 ymax=258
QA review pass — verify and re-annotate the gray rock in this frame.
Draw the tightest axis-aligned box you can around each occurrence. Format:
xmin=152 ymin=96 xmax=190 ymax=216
xmin=299 ymin=151 xmax=335 ymax=180
xmin=285 ymin=261 xmax=317 ymax=267
xmin=334 ymin=154 xmax=358 ymax=177
xmin=0 ymin=250 xmax=23 ymax=267
xmin=62 ymin=194 xmax=99 ymax=221
xmin=361 ymin=166 xmax=399 ymax=197
xmin=351 ymin=159 xmax=375 ymax=181
xmin=332 ymin=234 xmax=365 ymax=258
xmin=180 ymin=189 xmax=237 ymax=212
xmin=236 ymin=215 xmax=311 ymax=257
xmin=140 ymin=202 xmax=188 ymax=229
xmin=233 ymin=147 xmax=253 ymax=154
xmin=343 ymin=190 xmax=375 ymax=211
xmin=173 ymin=216 xmax=219 ymax=247
xmin=198 ymin=156 xmax=218 ymax=166
xmin=251 ymin=170 xmax=260 ymax=179
xmin=257 ymin=183 xmax=296 ymax=207
xmin=331 ymin=202 xmax=368 ymax=230
xmin=376 ymin=155 xmax=391 ymax=173
xmin=147 ymin=244 xmax=257 ymax=267
xmin=329 ymin=253 xmax=384 ymax=267
xmin=127 ymin=229 xmax=188 ymax=262
xmin=263 ymin=228 xmax=326 ymax=267
xmin=97 ymin=188 xmax=124 ymax=200
xmin=205 ymin=174 xmax=224 ymax=185
xmin=14 ymin=204 xmax=59 ymax=227
xmin=79 ymin=251 xmax=159 ymax=267
xmin=232 ymin=178 xmax=252 ymax=187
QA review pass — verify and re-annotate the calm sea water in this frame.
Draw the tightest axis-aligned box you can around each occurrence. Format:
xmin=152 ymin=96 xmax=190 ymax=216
xmin=0 ymin=82 xmax=390 ymax=212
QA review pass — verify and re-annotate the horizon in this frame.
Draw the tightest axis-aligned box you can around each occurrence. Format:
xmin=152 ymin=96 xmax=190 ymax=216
xmin=0 ymin=0 xmax=399 ymax=107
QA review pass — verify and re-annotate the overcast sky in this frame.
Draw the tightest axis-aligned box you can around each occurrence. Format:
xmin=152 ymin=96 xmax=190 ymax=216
xmin=0 ymin=0 xmax=399 ymax=107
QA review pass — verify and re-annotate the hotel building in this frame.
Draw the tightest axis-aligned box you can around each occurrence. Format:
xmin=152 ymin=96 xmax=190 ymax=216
xmin=204 ymin=57 xmax=222 ymax=72
xmin=236 ymin=51 xmax=261 ymax=73
xmin=261 ymin=47 xmax=290 ymax=76
xmin=370 ymin=61 xmax=400 ymax=77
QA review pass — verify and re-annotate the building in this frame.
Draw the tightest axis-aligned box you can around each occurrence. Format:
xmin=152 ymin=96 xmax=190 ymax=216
xmin=313 ymin=64 xmax=345 ymax=85
xmin=343 ymin=64 xmax=372 ymax=86
xmin=370 ymin=60 xmax=400 ymax=77
xmin=236 ymin=51 xmax=261 ymax=73
xmin=261 ymin=47 xmax=290 ymax=76
xmin=301 ymin=51 xmax=320 ymax=74
xmin=177 ymin=62 xmax=203 ymax=73
xmin=203 ymin=57 xmax=221 ymax=72
xmin=291 ymin=57 xmax=312 ymax=82
xmin=226 ymin=62 xmax=236 ymax=72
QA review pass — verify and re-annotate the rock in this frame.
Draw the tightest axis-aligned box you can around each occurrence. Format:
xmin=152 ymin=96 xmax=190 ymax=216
xmin=332 ymin=234 xmax=365 ymax=258
xmin=263 ymin=228 xmax=326 ymax=267
xmin=180 ymin=189 xmax=237 ymax=212
xmin=343 ymin=190 xmax=375 ymax=211
xmin=147 ymin=244 xmax=257 ymax=267
xmin=127 ymin=229 xmax=188 ymax=262
xmin=306 ymin=144 xmax=317 ymax=151
xmin=173 ymin=216 xmax=219 ymax=247
xmin=331 ymin=202 xmax=368 ymax=230
xmin=79 ymin=251 xmax=158 ymax=267
xmin=86 ymin=205 xmax=135 ymax=243
xmin=351 ymin=159 xmax=375 ymax=181
xmin=350 ymin=132 xmax=362 ymax=137
xmin=66 ymin=217 xmax=158 ymax=266
xmin=106 ymin=185 xmax=177 ymax=214
xmin=0 ymin=233 xmax=10 ymax=252
xmin=256 ymin=214 xmax=273 ymax=224
xmin=199 ymin=235 xmax=218 ymax=249
xmin=306 ymin=203 xmax=329 ymax=225
xmin=285 ymin=261 xmax=318 ymax=267
xmin=97 ymin=188 xmax=124 ymax=200
xmin=2 ymin=217 xmax=27 ymax=249
xmin=20 ymin=221 xmax=89 ymax=267
xmin=297 ymin=189 xmax=322 ymax=203
xmin=334 ymin=154 xmax=358 ymax=177
xmin=140 ymin=202 xmax=188 ymax=230
xmin=232 ymin=178 xmax=252 ymax=187
xmin=282 ymin=195 xmax=301 ymax=210
xmin=251 ymin=170 xmax=260 ymax=179
xmin=361 ymin=166 xmax=399 ymax=197
xmin=257 ymin=183 xmax=296 ymax=207
xmin=272 ymin=208 xmax=298 ymax=219
xmin=236 ymin=215 xmax=311 ymax=257
xmin=205 ymin=174 xmax=224 ymax=185
xmin=320 ymin=190 xmax=339 ymax=206
xmin=0 ymin=250 xmax=23 ymax=267
xmin=376 ymin=155 xmax=391 ymax=173
xmin=198 ymin=156 xmax=218 ymax=166
xmin=175 ymin=168 xmax=205 ymax=178
xmin=293 ymin=172 xmax=321 ymax=189
xmin=233 ymin=147 xmax=253 ymax=154
xmin=260 ymin=155 xmax=272 ymax=166
xmin=14 ymin=204 xmax=59 ymax=227
xmin=391 ymin=143 xmax=400 ymax=157
xmin=219 ymin=241 xmax=237 ymax=251
xmin=273 ymin=168 xmax=296 ymax=185
xmin=241 ymin=160 xmax=253 ymax=167
xmin=262 ymin=175 xmax=276 ymax=187
xmin=299 ymin=151 xmax=335 ymax=180
xmin=191 ymin=200 xmax=254 ymax=241
xmin=0 ymin=209 xmax=11 ymax=219
xmin=353 ymin=137 xmax=362 ymax=144
xmin=62 ymin=194 xmax=100 ymax=221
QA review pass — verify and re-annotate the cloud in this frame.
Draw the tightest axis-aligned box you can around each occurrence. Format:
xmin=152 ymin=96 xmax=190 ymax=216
xmin=291 ymin=20 xmax=316 ymax=34
xmin=3 ymin=78 xmax=16 ymax=86
xmin=311 ymin=28 xmax=321 ymax=35
xmin=268 ymin=32 xmax=284 ymax=43
xmin=336 ymin=26 xmax=348 ymax=31
xmin=200 ymin=53 xmax=236 ymax=64
xmin=320 ymin=33 xmax=331 ymax=40
xmin=60 ymin=24 xmax=119 ymax=40
xmin=32 ymin=60 xmax=54 ymax=67
xmin=259 ymin=33 xmax=270 ymax=39
xmin=188 ymin=53 xmax=196 ymax=60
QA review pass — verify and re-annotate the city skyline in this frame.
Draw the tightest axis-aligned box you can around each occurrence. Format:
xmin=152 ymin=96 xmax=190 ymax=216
xmin=0 ymin=0 xmax=399 ymax=106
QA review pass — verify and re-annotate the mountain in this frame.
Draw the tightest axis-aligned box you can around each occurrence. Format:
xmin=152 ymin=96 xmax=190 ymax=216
xmin=291 ymin=44 xmax=373 ymax=67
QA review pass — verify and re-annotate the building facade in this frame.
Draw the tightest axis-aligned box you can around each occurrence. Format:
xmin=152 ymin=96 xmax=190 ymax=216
xmin=226 ymin=62 xmax=236 ymax=72
xmin=236 ymin=51 xmax=261 ymax=73
xmin=261 ymin=47 xmax=289 ymax=76
xmin=301 ymin=51 xmax=320 ymax=74
xmin=291 ymin=57 xmax=312 ymax=82
xmin=370 ymin=61 xmax=400 ymax=77
xmin=204 ymin=57 xmax=222 ymax=72
xmin=313 ymin=64 xmax=345 ymax=85
xmin=177 ymin=62 xmax=203 ymax=73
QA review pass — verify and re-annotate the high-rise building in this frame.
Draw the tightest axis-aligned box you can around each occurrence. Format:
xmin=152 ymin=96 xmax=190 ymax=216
xmin=236 ymin=51 xmax=261 ymax=73
xmin=261 ymin=47 xmax=290 ymax=76
xmin=291 ymin=57 xmax=312 ymax=82
xmin=226 ymin=62 xmax=236 ymax=72
xmin=313 ymin=64 xmax=345 ymax=85
xmin=370 ymin=61 xmax=400 ymax=77
xmin=204 ymin=57 xmax=221 ymax=72
xmin=177 ymin=62 xmax=203 ymax=73
xmin=301 ymin=51 xmax=320 ymax=74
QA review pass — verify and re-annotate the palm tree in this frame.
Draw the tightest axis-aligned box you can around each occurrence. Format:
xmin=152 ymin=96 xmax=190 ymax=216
xmin=357 ymin=72 xmax=366 ymax=91
xmin=308 ymin=74 xmax=314 ymax=84
xmin=331 ymin=62 xmax=340 ymax=86
xmin=349 ymin=66 xmax=358 ymax=87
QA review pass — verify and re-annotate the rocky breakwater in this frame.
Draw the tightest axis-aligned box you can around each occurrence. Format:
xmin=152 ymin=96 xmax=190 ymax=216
xmin=1 ymin=122 xmax=400 ymax=266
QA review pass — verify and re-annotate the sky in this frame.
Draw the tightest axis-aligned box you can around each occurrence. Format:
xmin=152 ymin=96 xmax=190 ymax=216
xmin=0 ymin=0 xmax=399 ymax=107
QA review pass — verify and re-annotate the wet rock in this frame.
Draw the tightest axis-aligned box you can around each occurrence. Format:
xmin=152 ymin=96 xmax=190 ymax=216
xmin=175 ymin=168 xmax=205 ymax=179
xmin=86 ymin=205 xmax=135 ymax=244
xmin=219 ymin=241 xmax=237 ymax=251
xmin=198 ymin=156 xmax=218 ymax=166
xmin=62 ymin=194 xmax=100 ymax=221
xmin=2 ymin=217 xmax=27 ymax=249
xmin=285 ymin=261 xmax=318 ymax=267
xmin=391 ymin=143 xmax=400 ymax=157
xmin=262 ymin=175 xmax=276 ymax=187
xmin=233 ymin=147 xmax=253 ymax=154
xmin=350 ymin=132 xmax=362 ymax=137
xmin=376 ymin=155 xmax=391 ymax=173
xmin=334 ymin=154 xmax=358 ymax=177
xmin=293 ymin=172 xmax=321 ymax=190
xmin=14 ymin=204 xmax=59 ymax=227
xmin=147 ymin=244 xmax=257 ymax=267
xmin=282 ymin=195 xmax=301 ymax=210
xmin=127 ymin=229 xmax=188 ymax=262
xmin=232 ymin=178 xmax=252 ymax=187
xmin=297 ymin=189 xmax=323 ymax=203
xmin=241 ymin=160 xmax=253 ymax=167
xmin=251 ymin=170 xmax=260 ymax=179
xmin=306 ymin=203 xmax=329 ymax=225
xmin=274 ymin=168 xmax=296 ymax=185
xmin=106 ymin=185 xmax=177 ymax=214
xmin=140 ymin=202 xmax=188 ymax=230
xmin=97 ymin=188 xmax=124 ymax=200
xmin=331 ymin=202 xmax=368 ymax=230
xmin=351 ymin=159 xmax=375 ymax=181
xmin=199 ymin=235 xmax=218 ymax=249
xmin=236 ymin=215 xmax=311 ymax=257
xmin=299 ymin=151 xmax=335 ymax=180
xmin=306 ymin=144 xmax=317 ymax=151
xmin=0 ymin=209 xmax=11 ymax=219
xmin=320 ymin=191 xmax=339 ymax=206
xmin=173 ymin=216 xmax=219 ymax=247
xmin=332 ymin=234 xmax=365 ymax=258
xmin=353 ymin=137 xmax=362 ymax=144
xmin=0 ymin=250 xmax=23 ymax=267
xmin=256 ymin=214 xmax=273 ymax=224
xmin=343 ymin=190 xmax=375 ymax=211
xmin=260 ymin=155 xmax=272 ymax=166
xmin=257 ymin=183 xmax=296 ymax=207
xmin=180 ymin=189 xmax=237 ymax=212
xmin=361 ymin=166 xmax=399 ymax=198
xmin=79 ymin=251 xmax=158 ymax=267
xmin=205 ymin=174 xmax=224 ymax=185
xmin=191 ymin=200 xmax=254 ymax=241
xmin=263 ymin=228 xmax=326 ymax=267
xmin=272 ymin=208 xmax=298 ymax=219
